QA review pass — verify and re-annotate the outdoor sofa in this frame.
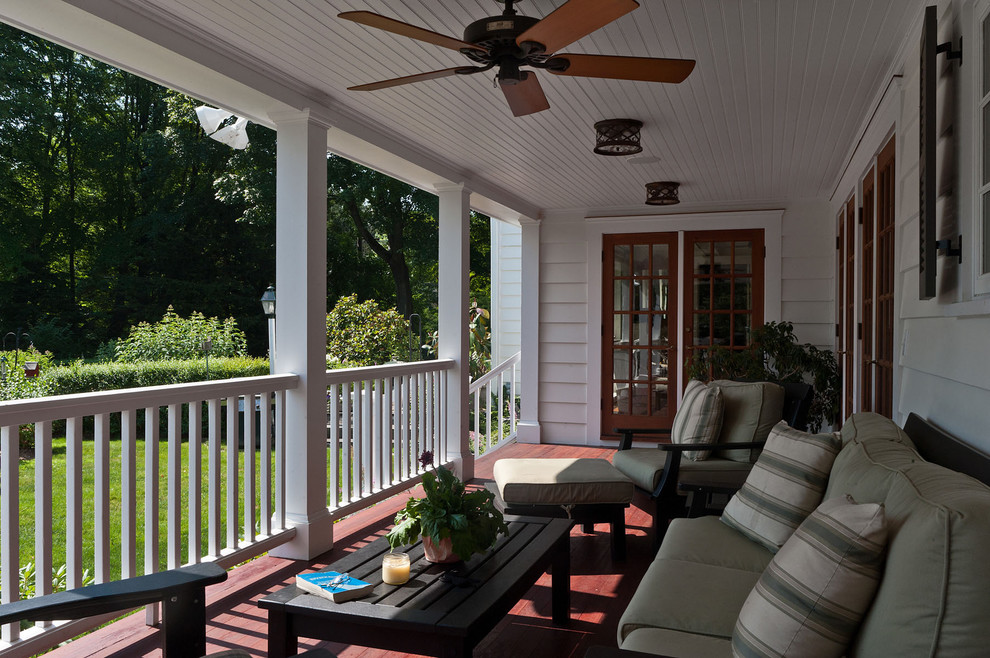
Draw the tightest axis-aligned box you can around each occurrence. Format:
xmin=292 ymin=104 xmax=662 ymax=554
xmin=614 ymin=411 xmax=990 ymax=657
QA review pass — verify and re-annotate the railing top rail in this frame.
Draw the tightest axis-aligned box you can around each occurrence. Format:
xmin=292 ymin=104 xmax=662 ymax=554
xmin=325 ymin=359 xmax=454 ymax=384
xmin=469 ymin=352 xmax=521 ymax=392
xmin=0 ymin=373 xmax=299 ymax=426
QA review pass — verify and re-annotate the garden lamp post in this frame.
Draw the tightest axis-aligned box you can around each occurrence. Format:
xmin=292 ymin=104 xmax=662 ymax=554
xmin=3 ymin=328 xmax=31 ymax=368
xmin=261 ymin=285 xmax=276 ymax=375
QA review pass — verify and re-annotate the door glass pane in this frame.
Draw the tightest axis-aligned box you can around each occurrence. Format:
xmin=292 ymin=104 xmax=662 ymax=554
xmin=631 ymin=383 xmax=649 ymax=415
xmin=613 ymin=350 xmax=629 ymax=380
xmin=734 ymin=279 xmax=753 ymax=310
xmin=713 ymin=314 xmax=731 ymax=345
xmin=614 ymin=280 xmax=630 ymax=310
xmin=694 ymin=315 xmax=710 ymax=345
xmin=694 ymin=242 xmax=711 ymax=274
xmin=653 ymin=244 xmax=670 ymax=276
xmin=733 ymin=313 xmax=751 ymax=346
xmin=713 ymin=242 xmax=732 ymax=274
xmin=694 ymin=279 xmax=711 ymax=310
xmin=735 ymin=241 xmax=753 ymax=274
xmin=651 ymin=384 xmax=669 ymax=416
xmin=633 ymin=314 xmax=649 ymax=344
xmin=614 ymin=245 xmax=630 ymax=276
xmin=613 ymin=383 xmax=629 ymax=414
xmin=651 ymin=351 xmax=668 ymax=379
xmin=613 ymin=315 xmax=629 ymax=345
xmin=652 ymin=314 xmax=668 ymax=345
xmin=633 ymin=245 xmax=650 ymax=276
xmin=634 ymin=280 xmax=649 ymax=310
xmin=713 ymin=278 xmax=732 ymax=310
xmin=652 ymin=279 xmax=669 ymax=311
xmin=632 ymin=349 xmax=649 ymax=379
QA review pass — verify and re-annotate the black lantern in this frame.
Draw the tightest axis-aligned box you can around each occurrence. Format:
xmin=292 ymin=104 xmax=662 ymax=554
xmin=593 ymin=119 xmax=643 ymax=156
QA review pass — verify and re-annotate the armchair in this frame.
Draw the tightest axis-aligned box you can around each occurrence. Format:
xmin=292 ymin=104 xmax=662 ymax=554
xmin=612 ymin=380 xmax=813 ymax=550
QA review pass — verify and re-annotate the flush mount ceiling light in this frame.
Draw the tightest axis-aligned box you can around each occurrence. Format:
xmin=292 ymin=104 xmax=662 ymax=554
xmin=645 ymin=181 xmax=680 ymax=205
xmin=593 ymin=118 xmax=644 ymax=156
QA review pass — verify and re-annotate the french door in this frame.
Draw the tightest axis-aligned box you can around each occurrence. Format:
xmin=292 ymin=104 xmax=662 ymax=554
xmin=602 ymin=229 xmax=764 ymax=438
xmin=838 ymin=195 xmax=856 ymax=419
xmin=602 ymin=233 xmax=678 ymax=436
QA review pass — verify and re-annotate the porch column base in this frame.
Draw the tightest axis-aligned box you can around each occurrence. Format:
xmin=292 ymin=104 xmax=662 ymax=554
xmin=269 ymin=508 xmax=333 ymax=560
xmin=516 ymin=420 xmax=541 ymax=444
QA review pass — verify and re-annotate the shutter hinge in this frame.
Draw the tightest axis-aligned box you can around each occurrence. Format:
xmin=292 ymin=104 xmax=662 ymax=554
xmin=858 ymin=322 xmax=863 ymax=340
xmin=836 ymin=236 xmax=841 ymax=250
xmin=835 ymin=323 xmax=840 ymax=338
xmin=763 ymin=245 xmax=767 ymax=258
xmin=858 ymin=207 xmax=864 ymax=225
xmin=602 ymin=249 xmax=605 ymax=262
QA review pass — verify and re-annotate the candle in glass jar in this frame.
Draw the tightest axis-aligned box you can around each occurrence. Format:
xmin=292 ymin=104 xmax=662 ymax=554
xmin=382 ymin=552 xmax=411 ymax=585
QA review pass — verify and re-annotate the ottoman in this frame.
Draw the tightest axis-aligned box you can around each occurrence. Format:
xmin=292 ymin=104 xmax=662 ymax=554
xmin=492 ymin=458 xmax=635 ymax=560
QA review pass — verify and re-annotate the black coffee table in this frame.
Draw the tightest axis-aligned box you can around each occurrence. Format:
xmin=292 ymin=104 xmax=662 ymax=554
xmin=259 ymin=515 xmax=573 ymax=658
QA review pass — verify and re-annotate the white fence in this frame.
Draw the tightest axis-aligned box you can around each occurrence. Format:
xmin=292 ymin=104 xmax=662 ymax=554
xmin=0 ymin=374 xmax=297 ymax=655
xmin=469 ymin=352 xmax=520 ymax=455
xmin=326 ymin=359 xmax=453 ymax=520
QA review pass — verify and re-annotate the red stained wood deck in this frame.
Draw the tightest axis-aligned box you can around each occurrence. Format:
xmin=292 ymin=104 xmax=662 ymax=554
xmin=44 ymin=443 xmax=656 ymax=658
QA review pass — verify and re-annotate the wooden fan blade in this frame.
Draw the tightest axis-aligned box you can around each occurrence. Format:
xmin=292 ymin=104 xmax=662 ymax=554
xmin=516 ymin=0 xmax=639 ymax=55
xmin=500 ymin=73 xmax=551 ymax=117
xmin=339 ymin=11 xmax=485 ymax=53
xmin=348 ymin=67 xmax=465 ymax=91
xmin=548 ymin=54 xmax=695 ymax=83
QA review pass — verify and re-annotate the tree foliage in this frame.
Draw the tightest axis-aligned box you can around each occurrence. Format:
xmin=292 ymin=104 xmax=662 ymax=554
xmin=326 ymin=295 xmax=410 ymax=367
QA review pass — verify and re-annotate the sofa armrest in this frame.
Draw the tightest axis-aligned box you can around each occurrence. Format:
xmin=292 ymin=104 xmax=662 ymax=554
xmin=615 ymin=427 xmax=671 ymax=451
xmin=585 ymin=646 xmax=678 ymax=658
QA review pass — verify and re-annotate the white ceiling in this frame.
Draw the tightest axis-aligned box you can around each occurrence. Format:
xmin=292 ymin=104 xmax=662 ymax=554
xmin=2 ymin=0 xmax=926 ymax=217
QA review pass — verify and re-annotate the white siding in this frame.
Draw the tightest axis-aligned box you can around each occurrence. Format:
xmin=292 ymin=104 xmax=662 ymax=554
xmin=490 ymin=220 xmax=521 ymax=368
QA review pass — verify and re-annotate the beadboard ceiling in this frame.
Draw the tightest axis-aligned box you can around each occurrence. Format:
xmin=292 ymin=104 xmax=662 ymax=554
xmin=6 ymin=0 xmax=926 ymax=216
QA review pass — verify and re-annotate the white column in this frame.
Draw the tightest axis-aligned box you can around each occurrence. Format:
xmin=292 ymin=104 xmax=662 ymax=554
xmin=268 ymin=109 xmax=333 ymax=560
xmin=517 ymin=218 xmax=541 ymax=443
xmin=437 ymin=183 xmax=473 ymax=480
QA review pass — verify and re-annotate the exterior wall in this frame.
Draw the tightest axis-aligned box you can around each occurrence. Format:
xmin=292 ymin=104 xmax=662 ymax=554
xmin=490 ymin=220 xmax=522 ymax=368
xmin=831 ymin=1 xmax=990 ymax=451
xmin=536 ymin=203 xmax=832 ymax=446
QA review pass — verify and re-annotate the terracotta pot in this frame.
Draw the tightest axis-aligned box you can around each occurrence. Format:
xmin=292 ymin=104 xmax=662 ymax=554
xmin=422 ymin=535 xmax=460 ymax=563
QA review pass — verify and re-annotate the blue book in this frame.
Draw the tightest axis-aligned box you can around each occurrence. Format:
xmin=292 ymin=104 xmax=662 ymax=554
xmin=295 ymin=571 xmax=373 ymax=602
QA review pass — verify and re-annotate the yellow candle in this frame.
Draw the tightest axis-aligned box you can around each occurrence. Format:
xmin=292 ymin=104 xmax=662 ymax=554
xmin=382 ymin=552 xmax=411 ymax=585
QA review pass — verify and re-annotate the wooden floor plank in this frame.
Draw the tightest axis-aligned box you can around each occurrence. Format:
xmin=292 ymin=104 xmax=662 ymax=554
xmin=41 ymin=443 xmax=656 ymax=658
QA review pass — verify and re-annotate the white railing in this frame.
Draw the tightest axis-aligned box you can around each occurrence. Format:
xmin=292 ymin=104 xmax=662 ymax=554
xmin=0 ymin=374 xmax=297 ymax=656
xmin=469 ymin=352 xmax=520 ymax=455
xmin=326 ymin=359 xmax=453 ymax=520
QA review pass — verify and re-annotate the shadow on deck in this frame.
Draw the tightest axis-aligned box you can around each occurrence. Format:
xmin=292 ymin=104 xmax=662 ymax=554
xmin=44 ymin=443 xmax=656 ymax=658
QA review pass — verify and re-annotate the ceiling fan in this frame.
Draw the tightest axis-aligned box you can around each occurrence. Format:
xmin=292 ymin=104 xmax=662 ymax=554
xmin=338 ymin=0 xmax=695 ymax=117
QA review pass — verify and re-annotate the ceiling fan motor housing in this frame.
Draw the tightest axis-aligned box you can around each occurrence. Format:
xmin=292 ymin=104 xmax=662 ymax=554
xmin=462 ymin=14 xmax=546 ymax=80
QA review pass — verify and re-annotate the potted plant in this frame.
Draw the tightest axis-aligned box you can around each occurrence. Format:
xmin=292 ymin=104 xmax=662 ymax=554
xmin=386 ymin=452 xmax=509 ymax=563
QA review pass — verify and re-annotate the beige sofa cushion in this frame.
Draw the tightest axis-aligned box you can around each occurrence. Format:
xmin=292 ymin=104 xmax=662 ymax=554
xmin=838 ymin=411 xmax=915 ymax=448
xmin=733 ymin=495 xmax=887 ymax=658
xmin=711 ymin=380 xmax=785 ymax=463
xmin=612 ymin=448 xmax=752 ymax=493
xmin=492 ymin=458 xmax=634 ymax=505
xmin=721 ymin=422 xmax=841 ymax=552
xmin=824 ymin=435 xmax=990 ymax=657
xmin=658 ymin=516 xmax=773 ymax=574
xmin=622 ymin=628 xmax=731 ymax=658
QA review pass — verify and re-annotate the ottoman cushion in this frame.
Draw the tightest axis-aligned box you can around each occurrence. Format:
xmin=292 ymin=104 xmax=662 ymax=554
xmin=493 ymin=458 xmax=634 ymax=506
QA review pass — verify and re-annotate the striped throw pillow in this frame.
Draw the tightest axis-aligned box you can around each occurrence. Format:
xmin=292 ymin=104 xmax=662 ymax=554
xmin=732 ymin=495 xmax=887 ymax=658
xmin=721 ymin=421 xmax=841 ymax=551
xmin=672 ymin=380 xmax=724 ymax=461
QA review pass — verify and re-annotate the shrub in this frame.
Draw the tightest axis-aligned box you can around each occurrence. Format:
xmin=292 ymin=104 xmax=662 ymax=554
xmin=115 ymin=307 xmax=247 ymax=362
xmin=41 ymin=357 xmax=269 ymax=396
xmin=326 ymin=295 xmax=409 ymax=367
xmin=0 ymin=348 xmax=55 ymax=402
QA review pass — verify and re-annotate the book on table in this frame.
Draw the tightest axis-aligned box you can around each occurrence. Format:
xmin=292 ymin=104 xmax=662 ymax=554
xmin=295 ymin=571 xmax=374 ymax=602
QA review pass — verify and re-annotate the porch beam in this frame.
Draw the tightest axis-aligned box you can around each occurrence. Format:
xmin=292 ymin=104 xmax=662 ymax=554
xmin=436 ymin=183 xmax=473 ymax=480
xmin=268 ymin=108 xmax=333 ymax=560
xmin=517 ymin=218 xmax=541 ymax=443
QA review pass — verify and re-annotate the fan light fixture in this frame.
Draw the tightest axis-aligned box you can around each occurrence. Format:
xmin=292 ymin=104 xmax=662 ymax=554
xmin=594 ymin=119 xmax=643 ymax=156
xmin=645 ymin=181 xmax=680 ymax=205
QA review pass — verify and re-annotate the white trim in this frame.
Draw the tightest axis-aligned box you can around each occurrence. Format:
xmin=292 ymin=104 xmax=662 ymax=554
xmin=974 ymin=1 xmax=990 ymax=295
xmin=584 ymin=209 xmax=784 ymax=445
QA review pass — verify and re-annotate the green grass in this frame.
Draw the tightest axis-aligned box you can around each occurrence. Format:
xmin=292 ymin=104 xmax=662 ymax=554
xmin=8 ymin=435 xmax=275 ymax=590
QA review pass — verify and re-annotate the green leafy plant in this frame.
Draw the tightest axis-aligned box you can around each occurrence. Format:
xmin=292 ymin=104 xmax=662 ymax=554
xmin=386 ymin=452 xmax=508 ymax=560
xmin=326 ymin=294 xmax=409 ymax=366
xmin=115 ymin=307 xmax=247 ymax=362
xmin=687 ymin=321 xmax=840 ymax=432
xmin=423 ymin=300 xmax=492 ymax=380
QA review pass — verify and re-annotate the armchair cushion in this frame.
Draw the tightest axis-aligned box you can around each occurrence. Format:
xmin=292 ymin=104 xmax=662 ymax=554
xmin=672 ymin=380 xmax=724 ymax=461
xmin=711 ymin=380 xmax=785 ymax=463
xmin=721 ymin=422 xmax=842 ymax=552
xmin=732 ymin=495 xmax=887 ymax=658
